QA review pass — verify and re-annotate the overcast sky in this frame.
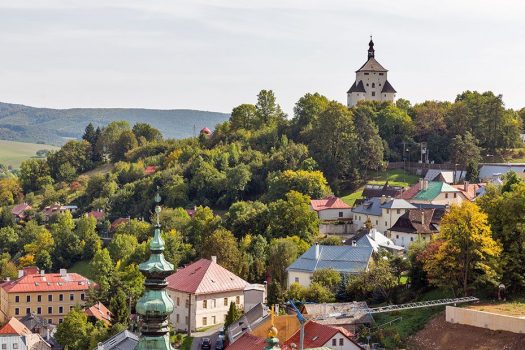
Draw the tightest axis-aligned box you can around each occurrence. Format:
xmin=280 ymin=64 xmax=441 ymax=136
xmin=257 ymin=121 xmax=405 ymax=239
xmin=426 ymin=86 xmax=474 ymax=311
xmin=0 ymin=0 xmax=523 ymax=114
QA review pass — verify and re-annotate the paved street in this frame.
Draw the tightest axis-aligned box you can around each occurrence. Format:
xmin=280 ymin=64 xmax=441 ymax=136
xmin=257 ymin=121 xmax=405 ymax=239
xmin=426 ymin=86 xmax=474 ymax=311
xmin=190 ymin=324 xmax=222 ymax=350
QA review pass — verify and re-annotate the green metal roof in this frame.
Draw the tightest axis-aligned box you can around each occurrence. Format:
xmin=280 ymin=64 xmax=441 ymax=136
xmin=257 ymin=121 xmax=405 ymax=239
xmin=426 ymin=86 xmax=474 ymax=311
xmin=414 ymin=182 xmax=459 ymax=201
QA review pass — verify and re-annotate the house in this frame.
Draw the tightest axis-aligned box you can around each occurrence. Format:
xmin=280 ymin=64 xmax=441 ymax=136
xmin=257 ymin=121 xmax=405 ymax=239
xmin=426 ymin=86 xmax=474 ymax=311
xmin=84 ymin=302 xmax=112 ymax=326
xmin=286 ymin=244 xmax=373 ymax=288
xmin=352 ymin=197 xmax=415 ymax=234
xmin=283 ymin=321 xmax=363 ymax=350
xmin=19 ymin=314 xmax=53 ymax=342
xmin=478 ymin=164 xmax=525 ymax=182
xmin=166 ymin=257 xmax=248 ymax=332
xmin=86 ymin=210 xmax=105 ymax=221
xmin=310 ymin=196 xmax=352 ymax=221
xmin=144 ymin=165 xmax=157 ymax=175
xmin=0 ymin=267 xmax=91 ymax=325
xmin=110 ymin=217 xmax=130 ymax=232
xmin=356 ymin=229 xmax=404 ymax=255
xmin=424 ymin=169 xmax=466 ymax=184
xmin=347 ymin=38 xmax=396 ymax=107
xmin=300 ymin=302 xmax=373 ymax=333
xmin=201 ymin=127 xmax=213 ymax=136
xmin=361 ymin=183 xmax=404 ymax=199
xmin=41 ymin=203 xmax=78 ymax=221
xmin=398 ymin=179 xmax=466 ymax=206
xmin=0 ymin=317 xmax=51 ymax=350
xmin=243 ymin=284 xmax=266 ymax=313
xmin=226 ymin=333 xmax=267 ymax=350
xmin=451 ymin=182 xmax=486 ymax=201
xmin=227 ymin=303 xmax=268 ymax=343
xmin=94 ymin=329 xmax=138 ymax=350
xmin=11 ymin=203 xmax=32 ymax=222
xmin=389 ymin=208 xmax=445 ymax=249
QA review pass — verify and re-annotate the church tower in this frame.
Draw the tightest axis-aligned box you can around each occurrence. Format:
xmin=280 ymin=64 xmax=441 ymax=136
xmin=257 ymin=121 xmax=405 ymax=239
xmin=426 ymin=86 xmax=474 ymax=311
xmin=347 ymin=37 xmax=396 ymax=107
xmin=136 ymin=194 xmax=175 ymax=350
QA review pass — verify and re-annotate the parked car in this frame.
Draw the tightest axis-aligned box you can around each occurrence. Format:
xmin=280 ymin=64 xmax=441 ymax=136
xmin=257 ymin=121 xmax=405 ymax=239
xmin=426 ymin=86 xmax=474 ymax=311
xmin=201 ymin=338 xmax=212 ymax=350
xmin=218 ymin=327 xmax=225 ymax=339
xmin=215 ymin=339 xmax=224 ymax=350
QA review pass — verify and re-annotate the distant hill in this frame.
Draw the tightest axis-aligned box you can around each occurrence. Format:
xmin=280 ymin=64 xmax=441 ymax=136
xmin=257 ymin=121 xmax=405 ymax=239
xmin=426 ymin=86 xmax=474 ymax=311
xmin=0 ymin=101 xmax=230 ymax=145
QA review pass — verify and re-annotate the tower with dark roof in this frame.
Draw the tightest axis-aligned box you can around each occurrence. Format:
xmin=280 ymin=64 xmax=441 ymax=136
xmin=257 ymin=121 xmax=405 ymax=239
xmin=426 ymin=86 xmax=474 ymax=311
xmin=347 ymin=37 xmax=396 ymax=107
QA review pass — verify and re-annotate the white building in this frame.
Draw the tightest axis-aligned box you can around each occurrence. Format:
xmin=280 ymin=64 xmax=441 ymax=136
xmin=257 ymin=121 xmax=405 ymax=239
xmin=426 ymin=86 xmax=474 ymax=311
xmin=0 ymin=317 xmax=51 ymax=350
xmin=352 ymin=197 xmax=415 ymax=235
xmin=347 ymin=37 xmax=396 ymax=107
xmin=166 ymin=257 xmax=248 ymax=332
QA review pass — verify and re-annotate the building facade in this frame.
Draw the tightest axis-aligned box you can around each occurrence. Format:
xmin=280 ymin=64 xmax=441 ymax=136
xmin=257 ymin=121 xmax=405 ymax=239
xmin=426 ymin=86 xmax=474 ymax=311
xmin=347 ymin=38 xmax=396 ymax=107
xmin=0 ymin=267 xmax=91 ymax=325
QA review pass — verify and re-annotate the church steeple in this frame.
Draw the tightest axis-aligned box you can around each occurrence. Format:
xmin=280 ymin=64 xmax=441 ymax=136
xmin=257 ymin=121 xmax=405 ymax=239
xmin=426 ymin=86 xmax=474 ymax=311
xmin=368 ymin=35 xmax=375 ymax=59
xmin=135 ymin=193 xmax=175 ymax=350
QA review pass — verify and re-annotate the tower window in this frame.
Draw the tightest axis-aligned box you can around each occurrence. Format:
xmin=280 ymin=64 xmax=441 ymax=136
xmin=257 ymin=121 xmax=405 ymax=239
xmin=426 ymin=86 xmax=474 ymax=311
xmin=364 ymin=73 xmax=369 ymax=75
xmin=372 ymin=83 xmax=375 ymax=88
xmin=372 ymin=92 xmax=376 ymax=96
xmin=379 ymin=73 xmax=384 ymax=75
xmin=366 ymin=83 xmax=369 ymax=86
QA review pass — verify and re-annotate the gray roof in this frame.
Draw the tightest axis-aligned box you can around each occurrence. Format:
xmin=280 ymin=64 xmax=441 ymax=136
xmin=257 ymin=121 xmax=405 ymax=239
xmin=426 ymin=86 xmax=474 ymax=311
xmin=287 ymin=245 xmax=373 ymax=274
xmin=479 ymin=164 xmax=525 ymax=180
xmin=227 ymin=303 xmax=268 ymax=343
xmin=352 ymin=197 xmax=382 ymax=216
xmin=95 ymin=330 xmax=138 ymax=350
xmin=380 ymin=199 xmax=415 ymax=209
xmin=347 ymin=80 xmax=366 ymax=93
xmin=381 ymin=80 xmax=396 ymax=93
xmin=301 ymin=302 xmax=374 ymax=326
xmin=356 ymin=57 xmax=387 ymax=72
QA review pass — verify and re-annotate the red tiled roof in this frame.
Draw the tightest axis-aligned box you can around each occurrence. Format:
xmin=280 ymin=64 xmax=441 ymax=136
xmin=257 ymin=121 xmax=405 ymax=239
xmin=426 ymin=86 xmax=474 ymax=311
xmin=227 ymin=333 xmax=266 ymax=350
xmin=201 ymin=127 xmax=212 ymax=135
xmin=397 ymin=182 xmax=422 ymax=200
xmin=87 ymin=210 xmax=105 ymax=221
xmin=452 ymin=183 xmax=485 ymax=201
xmin=85 ymin=302 xmax=112 ymax=326
xmin=0 ymin=317 xmax=32 ymax=335
xmin=310 ymin=196 xmax=350 ymax=211
xmin=1 ymin=269 xmax=92 ymax=293
xmin=11 ymin=203 xmax=31 ymax=216
xmin=144 ymin=165 xmax=157 ymax=175
xmin=283 ymin=321 xmax=359 ymax=350
xmin=166 ymin=258 xmax=247 ymax=295
xmin=110 ymin=217 xmax=130 ymax=231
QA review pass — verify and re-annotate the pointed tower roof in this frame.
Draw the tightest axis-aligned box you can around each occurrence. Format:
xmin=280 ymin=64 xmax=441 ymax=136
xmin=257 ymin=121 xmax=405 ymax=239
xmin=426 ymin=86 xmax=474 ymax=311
xmin=381 ymin=80 xmax=397 ymax=93
xmin=347 ymin=80 xmax=367 ymax=93
xmin=357 ymin=37 xmax=388 ymax=72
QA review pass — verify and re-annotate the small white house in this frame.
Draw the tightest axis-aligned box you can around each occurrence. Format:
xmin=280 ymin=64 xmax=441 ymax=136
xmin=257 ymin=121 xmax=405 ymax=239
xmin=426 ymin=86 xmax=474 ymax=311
xmin=352 ymin=197 xmax=415 ymax=234
xmin=310 ymin=196 xmax=352 ymax=221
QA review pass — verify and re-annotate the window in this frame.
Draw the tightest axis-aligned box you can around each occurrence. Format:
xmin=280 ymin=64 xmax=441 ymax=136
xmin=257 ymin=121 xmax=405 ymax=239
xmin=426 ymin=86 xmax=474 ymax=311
xmin=454 ymin=193 xmax=457 ymax=198
xmin=70 ymin=306 xmax=73 ymax=311
xmin=37 ymin=295 xmax=42 ymax=302
xmin=203 ymin=317 xmax=207 ymax=326
xmin=212 ymin=316 xmax=216 ymax=324
xmin=372 ymin=92 xmax=376 ymax=97
xmin=397 ymin=209 xmax=400 ymax=214
xmin=366 ymin=83 xmax=369 ymax=86
xmin=379 ymin=73 xmax=384 ymax=76
xmin=59 ymin=294 xmax=64 ymax=301
xmin=445 ymin=193 xmax=449 ymax=199
xmin=236 ymin=296 xmax=240 ymax=305
xmin=339 ymin=338 xmax=344 ymax=346
xmin=70 ymin=294 xmax=74 ymax=301
xmin=338 ymin=211 xmax=343 ymax=218
xmin=185 ymin=316 xmax=188 ymax=324
xmin=59 ymin=306 xmax=63 ymax=314
xmin=26 ymin=295 xmax=31 ymax=303
xmin=37 ymin=307 xmax=42 ymax=314
xmin=332 ymin=339 xmax=337 ymax=346
xmin=386 ymin=209 xmax=390 ymax=214
xmin=396 ymin=235 xmax=399 ymax=239
xmin=15 ymin=308 xmax=19 ymax=315
xmin=48 ymin=319 xmax=52 ymax=325
xmin=81 ymin=293 xmax=85 ymax=301
xmin=48 ymin=295 xmax=53 ymax=302
xmin=13 ymin=345 xmax=18 ymax=350
xmin=1 ymin=344 xmax=5 ymax=349
xmin=376 ymin=220 xmax=378 ymax=225
xmin=176 ymin=314 xmax=180 ymax=322
xmin=364 ymin=72 xmax=369 ymax=75
xmin=203 ymin=300 xmax=207 ymax=309
xmin=15 ymin=295 xmax=19 ymax=303
xmin=295 ymin=277 xmax=299 ymax=283
xmin=59 ymin=319 xmax=63 ymax=324
xmin=372 ymin=83 xmax=375 ymax=88
xmin=224 ymin=298 xmax=228 ymax=306
xmin=410 ymin=237 xmax=414 ymax=241
xmin=385 ymin=221 xmax=387 ymax=227
xmin=185 ymin=299 xmax=189 ymax=308
xmin=177 ymin=297 xmax=180 ymax=306
xmin=26 ymin=308 xmax=30 ymax=315
xmin=48 ymin=307 xmax=52 ymax=314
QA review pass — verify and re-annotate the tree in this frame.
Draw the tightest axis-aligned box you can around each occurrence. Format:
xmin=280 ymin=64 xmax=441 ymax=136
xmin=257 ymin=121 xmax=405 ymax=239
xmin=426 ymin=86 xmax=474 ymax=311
xmin=255 ymin=90 xmax=286 ymax=127
xmin=111 ymin=130 xmax=138 ymax=161
xmin=185 ymin=206 xmax=221 ymax=251
xmin=230 ymin=104 xmax=258 ymax=130
xmin=374 ymin=104 xmax=415 ymax=161
xmin=420 ymin=201 xmax=501 ymax=296
xmin=267 ymin=170 xmax=331 ymax=201
xmin=224 ymin=302 xmax=242 ymax=329
xmin=96 ymin=121 xmax=131 ymax=161
xmin=347 ymin=258 xmax=397 ymax=302
xmin=290 ymin=93 xmax=329 ymax=141
xmin=267 ymin=280 xmax=284 ymax=306
xmin=225 ymin=201 xmax=269 ymax=238
xmin=108 ymin=234 xmax=138 ymax=263
xmin=19 ymin=158 xmax=51 ymax=192
xmin=0 ymin=178 xmax=21 ymax=206
xmin=90 ymin=248 xmax=115 ymax=302
xmin=266 ymin=191 xmax=319 ymax=242
xmin=0 ymin=227 xmax=18 ymax=255
xmin=163 ymin=229 xmax=192 ymax=267
xmin=132 ymin=123 xmax=163 ymax=143
xmin=55 ymin=308 xmax=93 ymax=350
xmin=287 ymin=282 xmax=307 ymax=301
xmin=51 ymin=211 xmax=83 ymax=268
xmin=352 ymin=104 xmax=385 ymax=179
xmin=47 ymin=140 xmax=92 ymax=181
xmin=267 ymin=237 xmax=299 ymax=287
xmin=75 ymin=215 xmax=101 ymax=260
xmin=449 ymin=132 xmax=481 ymax=169
xmin=201 ymin=228 xmax=240 ymax=273
xmin=109 ymin=289 xmax=129 ymax=325
xmin=83 ymin=123 xmax=97 ymax=145
xmin=411 ymin=101 xmax=450 ymax=141
xmin=305 ymin=282 xmax=335 ymax=303
xmin=407 ymin=238 xmax=428 ymax=290
xmin=312 ymin=268 xmax=341 ymax=292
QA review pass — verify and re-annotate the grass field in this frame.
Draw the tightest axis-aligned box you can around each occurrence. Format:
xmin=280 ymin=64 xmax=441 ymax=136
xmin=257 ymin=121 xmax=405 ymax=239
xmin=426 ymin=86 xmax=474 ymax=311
xmin=0 ymin=139 xmax=58 ymax=168
xmin=341 ymin=169 xmax=419 ymax=206
xmin=468 ymin=300 xmax=525 ymax=316
xmin=69 ymin=260 xmax=95 ymax=280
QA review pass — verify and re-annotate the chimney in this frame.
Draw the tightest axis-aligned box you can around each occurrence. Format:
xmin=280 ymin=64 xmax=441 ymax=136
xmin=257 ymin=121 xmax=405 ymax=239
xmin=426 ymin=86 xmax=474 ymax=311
xmin=380 ymin=195 xmax=386 ymax=204
xmin=464 ymin=181 xmax=469 ymax=192
xmin=18 ymin=270 xmax=24 ymax=278
xmin=211 ymin=256 xmax=217 ymax=263
xmin=419 ymin=178 xmax=424 ymax=189
xmin=59 ymin=269 xmax=67 ymax=277
xmin=5 ymin=277 xmax=10 ymax=282
xmin=315 ymin=243 xmax=320 ymax=260
xmin=423 ymin=180 xmax=429 ymax=190
xmin=421 ymin=211 xmax=425 ymax=226
xmin=351 ymin=240 xmax=357 ymax=247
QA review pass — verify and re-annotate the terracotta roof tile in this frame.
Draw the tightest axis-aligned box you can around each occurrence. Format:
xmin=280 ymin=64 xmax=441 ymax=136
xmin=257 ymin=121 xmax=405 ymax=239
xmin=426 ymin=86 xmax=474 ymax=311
xmin=166 ymin=258 xmax=247 ymax=295
xmin=0 ymin=317 xmax=32 ymax=335
xmin=283 ymin=321 xmax=361 ymax=349
xmin=11 ymin=203 xmax=31 ymax=216
xmin=227 ymin=333 xmax=266 ymax=350
xmin=310 ymin=196 xmax=351 ymax=211
xmin=85 ymin=302 xmax=112 ymax=326
xmin=1 ymin=270 xmax=92 ymax=293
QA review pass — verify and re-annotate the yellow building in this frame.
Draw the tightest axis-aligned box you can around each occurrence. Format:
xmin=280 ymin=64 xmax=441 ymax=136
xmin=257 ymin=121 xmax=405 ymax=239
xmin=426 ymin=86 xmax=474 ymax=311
xmin=0 ymin=267 xmax=92 ymax=325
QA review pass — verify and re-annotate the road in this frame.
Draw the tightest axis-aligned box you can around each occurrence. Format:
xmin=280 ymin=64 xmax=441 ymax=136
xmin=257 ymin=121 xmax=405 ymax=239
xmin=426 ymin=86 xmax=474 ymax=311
xmin=190 ymin=325 xmax=222 ymax=350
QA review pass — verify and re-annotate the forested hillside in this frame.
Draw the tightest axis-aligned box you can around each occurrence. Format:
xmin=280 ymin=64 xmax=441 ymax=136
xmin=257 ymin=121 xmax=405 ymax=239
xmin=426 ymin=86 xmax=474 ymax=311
xmin=0 ymin=101 xmax=229 ymax=145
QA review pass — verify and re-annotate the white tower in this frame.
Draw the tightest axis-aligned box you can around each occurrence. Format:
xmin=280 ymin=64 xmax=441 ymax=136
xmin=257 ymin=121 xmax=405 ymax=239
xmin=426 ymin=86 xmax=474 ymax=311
xmin=347 ymin=37 xmax=396 ymax=107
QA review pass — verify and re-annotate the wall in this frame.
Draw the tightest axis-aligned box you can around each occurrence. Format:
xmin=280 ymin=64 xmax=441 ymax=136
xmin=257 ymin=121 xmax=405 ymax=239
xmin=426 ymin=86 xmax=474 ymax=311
xmin=325 ymin=333 xmax=362 ymax=350
xmin=319 ymin=223 xmax=352 ymax=235
xmin=318 ymin=209 xmax=352 ymax=221
xmin=0 ymin=335 xmax=26 ymax=350
xmin=446 ymin=306 xmax=525 ymax=333
xmin=287 ymin=270 xmax=313 ymax=288
xmin=390 ymin=231 xmax=434 ymax=250
xmin=348 ymin=71 xmax=394 ymax=107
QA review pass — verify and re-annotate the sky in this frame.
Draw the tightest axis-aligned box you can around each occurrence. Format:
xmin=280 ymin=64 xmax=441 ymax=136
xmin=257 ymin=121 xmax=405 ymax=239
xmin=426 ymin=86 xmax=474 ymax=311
xmin=0 ymin=0 xmax=524 ymax=114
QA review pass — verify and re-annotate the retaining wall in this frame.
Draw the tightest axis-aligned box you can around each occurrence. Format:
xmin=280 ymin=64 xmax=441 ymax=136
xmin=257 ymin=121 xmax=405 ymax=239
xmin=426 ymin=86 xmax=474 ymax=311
xmin=446 ymin=306 xmax=525 ymax=334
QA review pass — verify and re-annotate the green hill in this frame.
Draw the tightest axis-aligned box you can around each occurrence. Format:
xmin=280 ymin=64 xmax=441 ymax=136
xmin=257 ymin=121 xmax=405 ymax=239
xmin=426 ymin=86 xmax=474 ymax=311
xmin=0 ymin=140 xmax=59 ymax=168
xmin=0 ymin=101 xmax=230 ymax=145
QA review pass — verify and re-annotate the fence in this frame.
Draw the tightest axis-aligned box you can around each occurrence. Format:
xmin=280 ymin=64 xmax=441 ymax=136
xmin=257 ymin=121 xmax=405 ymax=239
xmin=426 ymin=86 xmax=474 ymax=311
xmin=446 ymin=306 xmax=525 ymax=334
